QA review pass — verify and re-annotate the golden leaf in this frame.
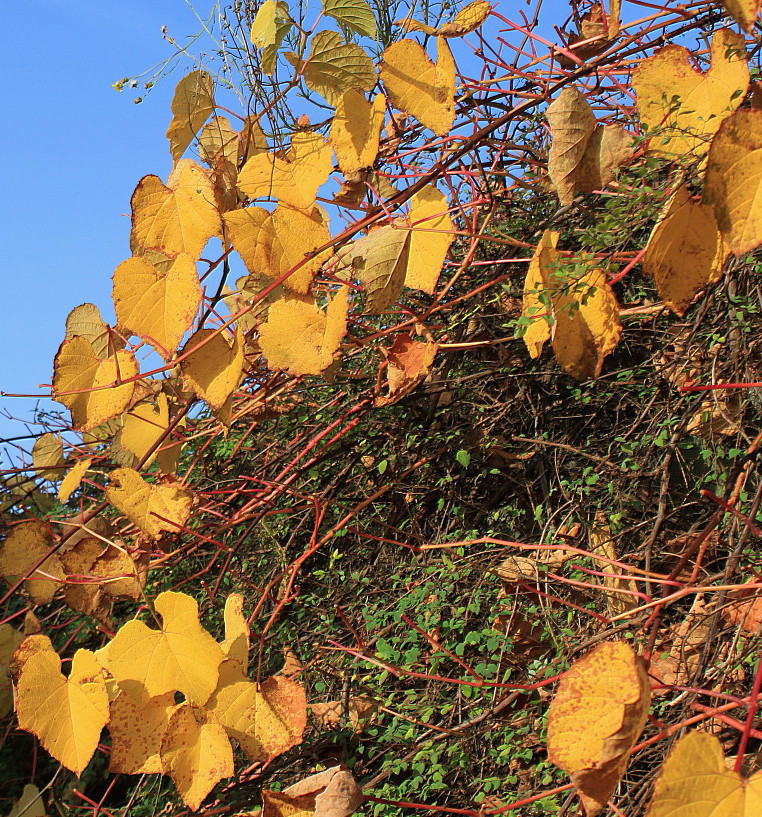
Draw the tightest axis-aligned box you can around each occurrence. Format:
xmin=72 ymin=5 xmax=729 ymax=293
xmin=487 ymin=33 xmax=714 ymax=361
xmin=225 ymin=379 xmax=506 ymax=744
xmin=58 ymin=457 xmax=92 ymax=504
xmin=437 ymin=1 xmax=492 ymax=37
xmin=589 ymin=512 xmax=637 ymax=617
xmin=323 ymin=0 xmax=377 ymax=38
xmin=105 ymin=467 xmax=195 ymax=540
xmin=286 ymin=31 xmax=376 ymax=106
xmin=52 ymin=336 xmax=139 ymax=432
xmin=32 ymin=433 xmax=64 ymax=482
xmin=16 ymin=643 xmax=109 ymax=775
xmin=64 ymin=303 xmax=122 ymax=358
xmin=109 ymin=687 xmax=178 ymax=774
xmin=721 ymin=0 xmax=761 ymax=32
xmin=405 ymin=184 xmax=455 ymax=294
xmin=0 ymin=623 xmax=24 ymax=717
xmin=118 ymin=393 xmax=171 ymax=466
xmin=250 ymin=0 xmax=293 ymax=74
xmin=379 ymin=37 xmax=455 ymax=136
xmin=221 ymin=593 xmax=249 ymax=671
xmin=102 ymin=590 xmax=225 ymax=705
xmin=130 ymin=159 xmax=221 ymax=261
xmin=198 ymin=115 xmax=239 ymax=165
xmin=521 ymin=229 xmax=557 ymax=359
xmin=112 ymin=253 xmax=201 ymax=359
xmin=645 ymin=731 xmax=762 ymax=816
xmin=329 ymin=91 xmax=385 ymax=177
xmin=375 ymin=333 xmax=438 ymax=407
xmin=704 ymin=109 xmax=762 ymax=255
xmin=262 ymin=766 xmax=364 ymax=817
xmin=180 ymin=327 xmax=244 ymax=410
xmin=0 ymin=520 xmax=64 ymax=605
xmin=239 ymin=116 xmax=269 ymax=162
xmin=224 ymin=203 xmax=333 ymax=294
xmin=633 ymin=28 xmax=749 ymax=159
xmin=547 ymin=641 xmax=650 ymax=816
xmin=60 ymin=536 xmax=113 ymax=624
xmin=259 ymin=287 xmax=349 ymax=376
xmin=166 ymin=70 xmax=215 ymax=163
xmin=160 ymin=703 xmax=234 ymax=811
xmin=238 ymin=131 xmax=333 ymax=211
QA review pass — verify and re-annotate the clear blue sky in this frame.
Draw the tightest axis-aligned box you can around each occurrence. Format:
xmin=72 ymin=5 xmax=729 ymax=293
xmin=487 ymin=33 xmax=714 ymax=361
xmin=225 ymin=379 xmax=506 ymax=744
xmin=0 ymin=1 xmax=206 ymax=458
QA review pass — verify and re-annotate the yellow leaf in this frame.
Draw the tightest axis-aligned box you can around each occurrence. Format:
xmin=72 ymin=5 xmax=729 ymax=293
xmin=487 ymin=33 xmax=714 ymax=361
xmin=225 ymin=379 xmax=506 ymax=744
xmin=32 ymin=433 xmax=65 ymax=482
xmin=208 ymin=673 xmax=307 ymax=762
xmin=379 ymin=37 xmax=455 ymax=136
xmin=221 ymin=593 xmax=249 ymax=670
xmin=405 ymin=185 xmax=454 ymax=294
xmin=286 ymin=31 xmax=376 ymax=106
xmin=58 ymin=457 xmax=92 ymax=504
xmin=704 ymin=109 xmax=762 ymax=255
xmin=324 ymin=0 xmax=377 ymax=38
xmin=102 ymin=590 xmax=225 ymax=705
xmin=16 ymin=643 xmax=109 ymax=775
xmin=521 ymin=230 xmax=558 ymax=359
xmin=198 ymin=115 xmax=239 ymax=165
xmin=180 ymin=327 xmax=244 ymax=410
xmin=112 ymin=253 xmax=201 ymax=359
xmin=0 ymin=623 xmax=24 ymax=717
xmin=52 ymin=336 xmax=139 ymax=432
xmin=547 ymin=641 xmax=650 ymax=816
xmin=259 ymin=287 xmax=349 ymax=376
xmin=394 ymin=18 xmax=437 ymax=36
xmin=109 ymin=687 xmax=178 ymax=774
xmin=589 ymin=512 xmax=638 ymax=617
xmin=131 ymin=159 xmax=221 ymax=261
xmin=547 ymin=86 xmax=631 ymax=205
xmin=8 ymin=785 xmax=47 ymax=817
xmin=633 ymin=28 xmax=749 ymax=159
xmin=645 ymin=731 xmax=762 ymax=816
xmin=0 ymin=520 xmax=64 ymax=605
xmin=642 ymin=185 xmax=728 ymax=315
xmin=60 ymin=536 xmax=113 ymax=624
xmin=329 ymin=91 xmax=385 ymax=177
xmin=118 ymin=393 xmax=171 ymax=466
xmin=238 ymin=131 xmax=333 ymax=211
xmin=262 ymin=767 xmax=364 ymax=817
xmin=64 ymin=303 xmax=122 ymax=359
xmin=375 ymin=333 xmax=438 ymax=407
xmin=721 ymin=0 xmax=761 ymax=32
xmin=239 ymin=116 xmax=269 ymax=163
xmin=166 ymin=70 xmax=215 ymax=163
xmin=160 ymin=703 xmax=233 ymax=811
xmin=250 ymin=0 xmax=293 ymax=74
xmin=437 ymin=1 xmax=492 ymax=37
xmin=105 ymin=467 xmax=195 ymax=540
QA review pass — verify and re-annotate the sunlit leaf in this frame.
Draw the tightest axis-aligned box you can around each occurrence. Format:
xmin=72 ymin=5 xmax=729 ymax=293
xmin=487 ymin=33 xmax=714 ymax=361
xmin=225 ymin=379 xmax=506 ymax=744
xmin=721 ymin=0 xmax=761 ymax=32
xmin=166 ymin=70 xmax=215 ymax=163
xmin=180 ymin=327 xmax=244 ymax=410
xmin=117 ymin=393 xmax=171 ymax=466
xmin=329 ymin=91 xmax=385 ymax=177
xmin=58 ymin=457 xmax=91 ymax=504
xmin=262 ymin=766 xmax=364 ymax=817
xmin=250 ymin=0 xmax=293 ymax=74
xmin=375 ymin=333 xmax=438 ymax=407
xmin=521 ymin=229 xmax=557 ymax=359
xmin=323 ymin=0 xmax=376 ymax=38
xmin=0 ymin=520 xmax=64 ymax=605
xmin=109 ymin=686 xmax=177 ymax=774
xmin=32 ymin=433 xmax=65 ymax=482
xmin=340 ymin=225 xmax=409 ymax=312
xmin=64 ymin=303 xmax=122 ymax=358
xmin=405 ymin=184 xmax=455 ymax=294
xmin=437 ymin=1 xmax=492 ymax=37
xmin=198 ymin=115 xmax=239 ymax=165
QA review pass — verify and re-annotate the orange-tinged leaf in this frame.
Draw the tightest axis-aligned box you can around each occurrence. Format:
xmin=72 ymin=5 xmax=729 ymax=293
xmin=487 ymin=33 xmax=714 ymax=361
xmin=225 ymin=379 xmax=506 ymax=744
xmin=405 ymin=185 xmax=454 ymax=294
xmin=109 ymin=687 xmax=178 ymax=774
xmin=633 ymin=28 xmax=749 ymax=159
xmin=52 ymin=336 xmax=139 ymax=432
xmin=0 ymin=520 xmax=64 ymax=605
xmin=118 ymin=393 xmax=171 ymax=466
xmin=160 ymin=703 xmax=233 ymax=811
xmin=547 ymin=641 xmax=650 ymax=816
xmin=208 ymin=673 xmax=307 ymax=762
xmin=130 ymin=159 xmax=221 ymax=261
xmin=58 ymin=457 xmax=92 ymax=504
xmin=704 ymin=109 xmax=762 ymax=255
xmin=238 ymin=131 xmax=332 ymax=211
xmin=259 ymin=287 xmax=349 ymax=376
xmin=721 ymin=0 xmax=761 ymax=32
xmin=180 ymin=328 xmax=244 ymax=410
xmin=105 ymin=467 xmax=195 ymax=540
xmin=32 ymin=433 xmax=65 ymax=482
xmin=113 ymin=254 xmax=202 ymax=359
xmin=437 ymin=1 xmax=492 ymax=37
xmin=102 ymin=590 xmax=225 ymax=705
xmin=375 ymin=333 xmax=438 ymax=406
xmin=0 ymin=623 xmax=24 ymax=717
xmin=643 ymin=185 xmax=728 ymax=316
xmin=224 ymin=203 xmax=333 ymax=294
xmin=262 ymin=766 xmax=364 ymax=817
xmin=645 ymin=731 xmax=762 ymax=816
xmin=329 ymin=91 xmax=385 ymax=177
xmin=166 ymin=70 xmax=215 ymax=163
xmin=379 ymin=37 xmax=455 ymax=137
xmin=16 ymin=643 xmax=109 ymax=775
xmin=221 ymin=593 xmax=249 ymax=670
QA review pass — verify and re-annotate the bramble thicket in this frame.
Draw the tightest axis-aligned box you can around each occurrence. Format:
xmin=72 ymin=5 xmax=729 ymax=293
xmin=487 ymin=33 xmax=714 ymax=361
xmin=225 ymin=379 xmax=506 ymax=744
xmin=2 ymin=0 xmax=762 ymax=814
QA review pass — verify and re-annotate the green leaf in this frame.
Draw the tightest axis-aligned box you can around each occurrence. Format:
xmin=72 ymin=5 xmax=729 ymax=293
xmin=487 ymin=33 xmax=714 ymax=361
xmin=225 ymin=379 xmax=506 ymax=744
xmin=456 ymin=449 xmax=471 ymax=467
xmin=323 ymin=0 xmax=377 ymax=39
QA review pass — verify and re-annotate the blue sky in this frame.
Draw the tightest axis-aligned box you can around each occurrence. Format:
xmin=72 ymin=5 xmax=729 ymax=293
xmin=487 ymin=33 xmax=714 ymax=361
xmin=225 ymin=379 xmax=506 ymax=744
xmin=0 ymin=1 xmax=206 ymax=457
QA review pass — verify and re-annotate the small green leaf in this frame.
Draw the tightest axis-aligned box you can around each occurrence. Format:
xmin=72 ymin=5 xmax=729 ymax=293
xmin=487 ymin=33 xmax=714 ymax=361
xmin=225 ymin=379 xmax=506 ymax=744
xmin=455 ymin=449 xmax=471 ymax=468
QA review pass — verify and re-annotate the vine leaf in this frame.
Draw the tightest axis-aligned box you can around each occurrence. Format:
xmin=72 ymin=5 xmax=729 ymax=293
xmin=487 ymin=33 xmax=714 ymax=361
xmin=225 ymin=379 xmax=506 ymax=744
xmin=250 ymin=0 xmax=293 ymax=74
xmin=704 ymin=109 xmax=762 ymax=255
xmin=32 ymin=433 xmax=65 ymax=482
xmin=405 ymin=184 xmax=455 ymax=294
xmin=721 ymin=0 xmax=761 ymax=32
xmin=238 ymin=131 xmax=333 ymax=212
xmin=7 ymin=785 xmax=47 ymax=817
xmin=262 ymin=766 xmax=364 ymax=817
xmin=64 ymin=303 xmax=122 ymax=358
xmin=116 ymin=394 xmax=171 ymax=467
xmin=375 ymin=334 xmax=438 ymax=407
xmin=112 ymin=253 xmax=201 ymax=359
xmin=259 ymin=287 xmax=349 ymax=376
xmin=323 ymin=0 xmax=376 ymax=38
xmin=547 ymin=641 xmax=651 ymax=816
xmin=180 ymin=328 xmax=244 ymax=410
xmin=109 ymin=687 xmax=178 ymax=774
xmin=166 ymin=70 xmax=215 ymax=163
xmin=522 ymin=229 xmax=557 ymax=359
xmin=633 ymin=28 xmax=749 ymax=159
xmin=0 ymin=520 xmax=64 ymax=605
xmin=642 ymin=185 xmax=728 ymax=316
xmin=130 ymin=160 xmax=221 ymax=261
xmin=0 ymin=623 xmax=24 ymax=717
xmin=437 ymin=1 xmax=492 ymax=37
xmin=100 ymin=590 xmax=225 ymax=706
xmin=645 ymin=731 xmax=762 ymax=815
xmin=160 ymin=703 xmax=234 ymax=811
xmin=285 ymin=31 xmax=376 ymax=106
xmin=329 ymin=91 xmax=385 ymax=177
xmin=340 ymin=226 xmax=409 ymax=313
xmin=16 ymin=642 xmax=109 ymax=775
xmin=379 ymin=38 xmax=455 ymax=137
xmin=589 ymin=513 xmax=638 ymax=617
xmin=221 ymin=593 xmax=249 ymax=670
xmin=52 ymin=336 xmax=139 ymax=432
xmin=58 ymin=457 xmax=91 ymax=504
xmin=105 ymin=468 xmax=195 ymax=541
xmin=198 ymin=116 xmax=239 ymax=165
